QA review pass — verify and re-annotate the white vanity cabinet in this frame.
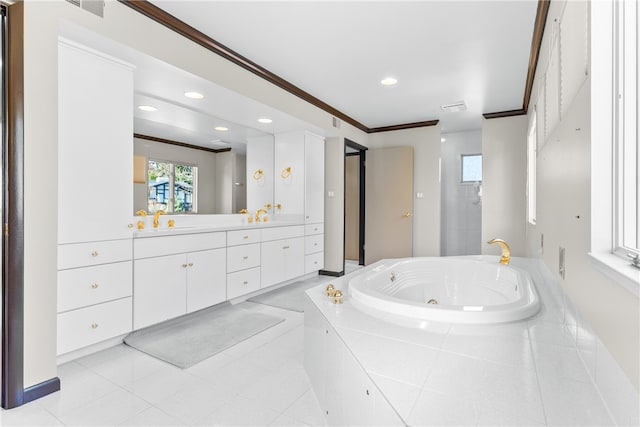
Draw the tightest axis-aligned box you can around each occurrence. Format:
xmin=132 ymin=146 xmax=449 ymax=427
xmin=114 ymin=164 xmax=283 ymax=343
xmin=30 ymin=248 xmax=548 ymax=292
xmin=56 ymin=242 xmax=133 ymax=356
xmin=58 ymin=38 xmax=134 ymax=244
xmin=304 ymin=223 xmax=324 ymax=273
xmin=226 ymin=229 xmax=261 ymax=299
xmin=261 ymin=226 xmax=305 ymax=287
xmin=133 ymin=232 xmax=226 ymax=329
xmin=274 ymin=131 xmax=325 ymax=221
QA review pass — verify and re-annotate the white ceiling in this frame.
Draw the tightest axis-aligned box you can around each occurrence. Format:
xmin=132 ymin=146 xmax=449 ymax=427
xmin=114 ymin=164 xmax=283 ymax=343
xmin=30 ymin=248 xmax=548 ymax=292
xmin=148 ymin=0 xmax=539 ymax=133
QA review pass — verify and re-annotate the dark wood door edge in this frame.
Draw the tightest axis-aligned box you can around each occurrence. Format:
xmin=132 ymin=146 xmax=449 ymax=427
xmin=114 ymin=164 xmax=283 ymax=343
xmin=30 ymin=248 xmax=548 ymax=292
xmin=319 ymin=269 xmax=344 ymax=277
xmin=2 ymin=1 xmax=25 ymax=410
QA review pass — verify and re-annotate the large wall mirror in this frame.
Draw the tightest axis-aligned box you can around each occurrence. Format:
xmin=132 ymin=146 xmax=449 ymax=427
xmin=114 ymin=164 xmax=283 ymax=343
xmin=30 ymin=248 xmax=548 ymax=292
xmin=59 ymin=21 xmax=322 ymax=216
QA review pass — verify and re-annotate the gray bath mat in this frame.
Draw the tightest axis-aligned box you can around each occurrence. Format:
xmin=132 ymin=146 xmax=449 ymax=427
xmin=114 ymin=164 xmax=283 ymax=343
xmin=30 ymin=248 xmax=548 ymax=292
xmin=124 ymin=303 xmax=284 ymax=368
xmin=247 ymin=281 xmax=319 ymax=312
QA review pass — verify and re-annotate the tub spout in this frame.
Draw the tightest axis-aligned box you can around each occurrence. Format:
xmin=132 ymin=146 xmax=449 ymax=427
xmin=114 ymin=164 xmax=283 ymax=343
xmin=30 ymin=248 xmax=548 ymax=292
xmin=487 ymin=238 xmax=511 ymax=265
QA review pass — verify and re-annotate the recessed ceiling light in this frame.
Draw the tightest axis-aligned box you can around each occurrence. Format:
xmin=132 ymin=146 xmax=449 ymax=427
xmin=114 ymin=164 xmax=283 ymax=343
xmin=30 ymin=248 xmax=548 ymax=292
xmin=137 ymin=105 xmax=158 ymax=112
xmin=258 ymin=118 xmax=273 ymax=124
xmin=380 ymin=77 xmax=398 ymax=86
xmin=184 ymin=91 xmax=204 ymax=99
xmin=214 ymin=126 xmax=229 ymax=132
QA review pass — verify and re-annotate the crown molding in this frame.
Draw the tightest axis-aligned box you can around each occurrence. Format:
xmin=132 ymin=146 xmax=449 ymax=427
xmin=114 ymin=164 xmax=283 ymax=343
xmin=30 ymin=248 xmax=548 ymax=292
xmin=134 ymin=133 xmax=231 ymax=153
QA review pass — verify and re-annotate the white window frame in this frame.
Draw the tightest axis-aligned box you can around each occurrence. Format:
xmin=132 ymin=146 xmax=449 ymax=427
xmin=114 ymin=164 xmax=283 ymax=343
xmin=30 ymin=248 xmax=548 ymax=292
xmin=461 ymin=153 xmax=483 ymax=183
xmin=590 ymin=0 xmax=639 ymax=296
xmin=527 ymin=110 xmax=537 ymax=226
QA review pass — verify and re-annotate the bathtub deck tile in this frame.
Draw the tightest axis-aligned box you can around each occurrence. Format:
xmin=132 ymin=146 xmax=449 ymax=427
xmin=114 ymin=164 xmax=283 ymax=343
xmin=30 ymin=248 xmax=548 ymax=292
xmin=336 ymin=327 xmax=439 ymax=388
xmin=441 ymin=331 xmax=536 ymax=370
xmin=537 ymin=371 xmax=614 ymax=426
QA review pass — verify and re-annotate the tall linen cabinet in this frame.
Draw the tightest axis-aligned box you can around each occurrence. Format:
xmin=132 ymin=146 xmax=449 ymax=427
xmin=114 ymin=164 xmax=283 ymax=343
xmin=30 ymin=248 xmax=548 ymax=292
xmin=56 ymin=39 xmax=135 ymax=356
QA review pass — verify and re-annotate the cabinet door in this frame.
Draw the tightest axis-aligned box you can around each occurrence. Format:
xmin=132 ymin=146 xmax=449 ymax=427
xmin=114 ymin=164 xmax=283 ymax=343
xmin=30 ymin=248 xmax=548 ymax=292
xmin=274 ymin=132 xmax=305 ymax=216
xmin=133 ymin=254 xmax=186 ymax=329
xmin=186 ymin=249 xmax=226 ymax=313
xmin=261 ymin=240 xmax=286 ymax=287
xmin=58 ymin=40 xmax=134 ymax=244
xmin=305 ymin=133 xmax=325 ymax=223
xmin=284 ymin=237 xmax=305 ymax=281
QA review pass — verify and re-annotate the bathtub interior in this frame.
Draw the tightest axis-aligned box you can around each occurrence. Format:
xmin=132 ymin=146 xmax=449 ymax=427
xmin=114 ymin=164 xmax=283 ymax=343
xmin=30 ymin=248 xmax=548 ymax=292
xmin=354 ymin=257 xmax=525 ymax=307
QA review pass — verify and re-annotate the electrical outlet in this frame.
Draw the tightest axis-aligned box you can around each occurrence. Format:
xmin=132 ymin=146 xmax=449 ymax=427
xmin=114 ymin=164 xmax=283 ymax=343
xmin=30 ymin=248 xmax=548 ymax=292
xmin=559 ymin=246 xmax=566 ymax=279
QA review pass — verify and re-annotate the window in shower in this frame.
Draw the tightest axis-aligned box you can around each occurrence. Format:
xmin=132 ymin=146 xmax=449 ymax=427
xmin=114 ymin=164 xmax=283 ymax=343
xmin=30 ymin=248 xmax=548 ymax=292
xmin=461 ymin=154 xmax=482 ymax=183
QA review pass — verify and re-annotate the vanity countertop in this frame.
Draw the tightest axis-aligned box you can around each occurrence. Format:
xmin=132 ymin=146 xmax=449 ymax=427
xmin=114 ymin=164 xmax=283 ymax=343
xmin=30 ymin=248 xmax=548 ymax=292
xmin=132 ymin=219 xmax=306 ymax=239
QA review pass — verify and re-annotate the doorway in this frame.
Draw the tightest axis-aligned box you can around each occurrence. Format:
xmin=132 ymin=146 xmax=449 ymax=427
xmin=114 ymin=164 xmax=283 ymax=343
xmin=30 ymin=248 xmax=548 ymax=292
xmin=343 ymin=139 xmax=366 ymax=272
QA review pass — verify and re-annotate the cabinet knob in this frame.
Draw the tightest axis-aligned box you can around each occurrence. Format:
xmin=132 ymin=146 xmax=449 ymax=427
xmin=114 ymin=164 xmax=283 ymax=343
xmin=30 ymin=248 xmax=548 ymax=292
xmin=182 ymin=264 xmax=188 ymax=268
xmin=314 ymin=243 xmax=318 ymax=246
xmin=127 ymin=223 xmax=134 ymax=228
xmin=243 ymin=235 xmax=249 ymax=239
xmin=282 ymin=245 xmax=290 ymax=250
xmin=91 ymin=251 xmax=99 ymax=257
xmin=243 ymin=256 xmax=249 ymax=260
xmin=91 ymin=283 xmax=99 ymax=289
xmin=188 ymin=263 xmax=194 ymax=267
xmin=91 ymin=323 xmax=99 ymax=329
xmin=243 ymin=281 xmax=248 ymax=285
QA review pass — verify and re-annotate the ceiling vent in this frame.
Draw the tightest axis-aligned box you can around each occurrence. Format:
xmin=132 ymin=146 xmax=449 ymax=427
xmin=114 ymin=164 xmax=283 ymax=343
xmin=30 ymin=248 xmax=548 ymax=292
xmin=66 ymin=0 xmax=104 ymax=18
xmin=441 ymin=101 xmax=467 ymax=113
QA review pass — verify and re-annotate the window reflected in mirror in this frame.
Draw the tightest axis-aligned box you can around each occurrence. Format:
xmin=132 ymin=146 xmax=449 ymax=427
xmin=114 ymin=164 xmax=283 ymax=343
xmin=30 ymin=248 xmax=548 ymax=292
xmin=147 ymin=159 xmax=198 ymax=213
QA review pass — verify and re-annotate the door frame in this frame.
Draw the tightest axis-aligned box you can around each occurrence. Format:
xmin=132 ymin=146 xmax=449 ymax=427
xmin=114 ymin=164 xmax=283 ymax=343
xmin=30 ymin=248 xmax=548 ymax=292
xmin=343 ymin=139 xmax=367 ymax=269
xmin=2 ymin=2 xmax=25 ymax=409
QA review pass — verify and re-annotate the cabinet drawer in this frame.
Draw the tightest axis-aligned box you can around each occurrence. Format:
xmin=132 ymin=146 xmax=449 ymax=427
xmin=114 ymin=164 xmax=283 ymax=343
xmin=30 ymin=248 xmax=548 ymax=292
xmin=227 ymin=229 xmax=261 ymax=246
xmin=305 ymin=223 xmax=324 ymax=236
xmin=134 ymin=232 xmax=226 ymax=259
xmin=57 ymin=297 xmax=132 ymax=355
xmin=261 ymin=225 xmax=305 ymax=242
xmin=58 ymin=261 xmax=132 ymax=313
xmin=227 ymin=267 xmax=261 ymax=299
xmin=305 ymin=234 xmax=324 ymax=255
xmin=305 ymin=252 xmax=324 ymax=274
xmin=227 ymin=243 xmax=260 ymax=273
xmin=58 ymin=239 xmax=132 ymax=270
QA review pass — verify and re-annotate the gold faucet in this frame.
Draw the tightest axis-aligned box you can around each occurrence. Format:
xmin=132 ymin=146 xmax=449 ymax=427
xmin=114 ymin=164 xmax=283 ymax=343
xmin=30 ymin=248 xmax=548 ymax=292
xmin=255 ymin=208 xmax=267 ymax=222
xmin=153 ymin=210 xmax=166 ymax=228
xmin=488 ymin=238 xmax=511 ymax=265
xmin=239 ymin=209 xmax=248 ymax=214
xmin=135 ymin=210 xmax=147 ymax=229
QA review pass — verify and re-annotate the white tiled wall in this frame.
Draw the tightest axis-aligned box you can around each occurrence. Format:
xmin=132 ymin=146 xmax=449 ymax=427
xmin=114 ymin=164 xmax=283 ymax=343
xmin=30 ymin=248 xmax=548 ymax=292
xmin=440 ymin=130 xmax=482 ymax=256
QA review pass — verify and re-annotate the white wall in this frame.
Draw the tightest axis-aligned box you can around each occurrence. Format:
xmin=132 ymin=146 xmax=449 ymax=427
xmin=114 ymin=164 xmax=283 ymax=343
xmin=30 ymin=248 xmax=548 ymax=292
xmin=481 ymin=116 xmax=527 ymax=257
xmin=367 ymin=126 xmax=441 ymax=257
xmin=21 ymin=0 xmax=367 ymax=388
xmin=440 ymin=130 xmax=482 ymax=256
xmin=524 ymin=0 xmax=639 ymax=391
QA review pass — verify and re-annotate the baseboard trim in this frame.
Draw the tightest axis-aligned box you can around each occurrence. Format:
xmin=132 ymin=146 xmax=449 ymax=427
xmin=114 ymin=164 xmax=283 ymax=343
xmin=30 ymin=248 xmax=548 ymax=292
xmin=319 ymin=269 xmax=344 ymax=277
xmin=23 ymin=377 xmax=60 ymax=404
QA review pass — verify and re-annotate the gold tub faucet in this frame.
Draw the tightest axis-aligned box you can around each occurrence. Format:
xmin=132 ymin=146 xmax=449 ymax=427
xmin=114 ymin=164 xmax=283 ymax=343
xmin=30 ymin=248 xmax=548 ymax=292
xmin=153 ymin=210 xmax=166 ymax=228
xmin=487 ymin=238 xmax=511 ymax=265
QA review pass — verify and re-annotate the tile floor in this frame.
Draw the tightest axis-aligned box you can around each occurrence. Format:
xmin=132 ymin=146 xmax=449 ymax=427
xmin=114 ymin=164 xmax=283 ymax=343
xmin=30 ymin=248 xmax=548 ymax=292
xmin=0 ymin=275 xmax=335 ymax=427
